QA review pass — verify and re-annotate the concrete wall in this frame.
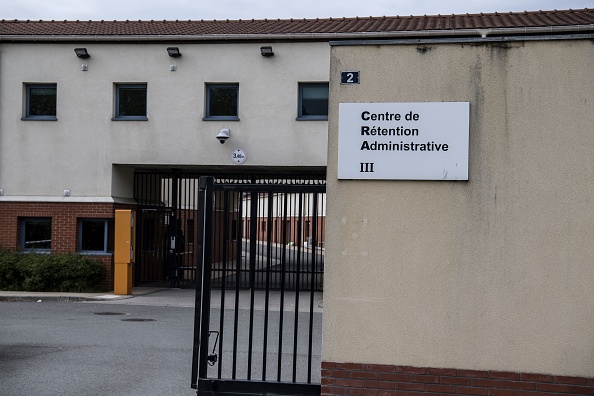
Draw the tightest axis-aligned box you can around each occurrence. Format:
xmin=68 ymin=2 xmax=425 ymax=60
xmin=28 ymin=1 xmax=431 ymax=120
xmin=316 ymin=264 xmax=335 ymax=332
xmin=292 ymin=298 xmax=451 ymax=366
xmin=324 ymin=39 xmax=594 ymax=377
xmin=0 ymin=41 xmax=329 ymax=200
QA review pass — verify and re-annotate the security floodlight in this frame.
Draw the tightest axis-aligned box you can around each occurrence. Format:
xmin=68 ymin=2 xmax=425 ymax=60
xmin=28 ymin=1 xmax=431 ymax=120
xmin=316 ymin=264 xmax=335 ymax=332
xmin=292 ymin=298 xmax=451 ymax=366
xmin=260 ymin=46 xmax=274 ymax=57
xmin=167 ymin=47 xmax=182 ymax=57
xmin=74 ymin=48 xmax=90 ymax=58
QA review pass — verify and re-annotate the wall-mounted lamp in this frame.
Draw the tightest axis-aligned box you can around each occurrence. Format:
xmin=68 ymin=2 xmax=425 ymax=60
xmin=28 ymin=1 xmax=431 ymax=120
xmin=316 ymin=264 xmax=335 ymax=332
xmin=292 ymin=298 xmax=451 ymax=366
xmin=63 ymin=189 xmax=71 ymax=197
xmin=0 ymin=188 xmax=4 ymax=196
xmin=216 ymin=128 xmax=230 ymax=144
xmin=74 ymin=48 xmax=90 ymax=58
xmin=260 ymin=46 xmax=274 ymax=57
xmin=167 ymin=47 xmax=182 ymax=57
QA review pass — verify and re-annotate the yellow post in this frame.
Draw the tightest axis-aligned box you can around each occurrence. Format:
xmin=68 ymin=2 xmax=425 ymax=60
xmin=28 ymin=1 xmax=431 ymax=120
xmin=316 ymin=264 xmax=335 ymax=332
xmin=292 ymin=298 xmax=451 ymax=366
xmin=114 ymin=209 xmax=135 ymax=295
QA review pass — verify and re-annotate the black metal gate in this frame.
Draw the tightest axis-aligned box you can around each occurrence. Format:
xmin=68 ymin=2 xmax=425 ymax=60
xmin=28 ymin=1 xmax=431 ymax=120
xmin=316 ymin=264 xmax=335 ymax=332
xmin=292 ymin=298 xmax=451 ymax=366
xmin=134 ymin=172 xmax=199 ymax=287
xmin=191 ymin=176 xmax=325 ymax=395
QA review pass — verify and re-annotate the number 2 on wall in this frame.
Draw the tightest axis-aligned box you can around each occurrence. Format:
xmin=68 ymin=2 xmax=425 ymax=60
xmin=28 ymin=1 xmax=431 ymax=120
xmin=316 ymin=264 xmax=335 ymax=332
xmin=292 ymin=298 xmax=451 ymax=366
xmin=341 ymin=71 xmax=360 ymax=84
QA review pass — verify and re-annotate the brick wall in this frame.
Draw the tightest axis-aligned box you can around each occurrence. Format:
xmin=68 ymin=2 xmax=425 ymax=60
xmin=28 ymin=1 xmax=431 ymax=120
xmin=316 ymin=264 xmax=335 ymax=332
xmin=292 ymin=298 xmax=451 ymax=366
xmin=321 ymin=362 xmax=594 ymax=396
xmin=0 ymin=201 xmax=135 ymax=290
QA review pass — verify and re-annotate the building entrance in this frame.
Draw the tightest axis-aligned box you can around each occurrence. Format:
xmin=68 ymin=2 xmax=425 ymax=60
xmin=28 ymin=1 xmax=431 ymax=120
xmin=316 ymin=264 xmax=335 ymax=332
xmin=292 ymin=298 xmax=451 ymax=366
xmin=133 ymin=171 xmax=325 ymax=291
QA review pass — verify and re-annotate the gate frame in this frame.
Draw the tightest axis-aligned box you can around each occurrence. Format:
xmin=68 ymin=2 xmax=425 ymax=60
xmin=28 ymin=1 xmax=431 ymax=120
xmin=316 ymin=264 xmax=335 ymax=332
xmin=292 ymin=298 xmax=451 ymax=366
xmin=191 ymin=176 xmax=324 ymax=396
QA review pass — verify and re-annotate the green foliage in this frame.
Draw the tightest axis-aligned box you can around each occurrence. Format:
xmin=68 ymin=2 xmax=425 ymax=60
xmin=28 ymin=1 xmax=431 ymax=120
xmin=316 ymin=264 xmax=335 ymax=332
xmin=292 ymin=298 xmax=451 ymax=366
xmin=0 ymin=250 xmax=105 ymax=292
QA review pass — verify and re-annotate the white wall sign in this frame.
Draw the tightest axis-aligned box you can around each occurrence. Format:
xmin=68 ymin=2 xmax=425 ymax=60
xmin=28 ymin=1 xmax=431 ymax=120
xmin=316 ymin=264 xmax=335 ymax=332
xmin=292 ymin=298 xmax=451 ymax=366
xmin=338 ymin=102 xmax=469 ymax=180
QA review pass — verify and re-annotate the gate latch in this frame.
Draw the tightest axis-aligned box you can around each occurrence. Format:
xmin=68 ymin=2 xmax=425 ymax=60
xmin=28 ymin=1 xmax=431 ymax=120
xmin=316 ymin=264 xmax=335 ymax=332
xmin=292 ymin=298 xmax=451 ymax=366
xmin=207 ymin=331 xmax=219 ymax=366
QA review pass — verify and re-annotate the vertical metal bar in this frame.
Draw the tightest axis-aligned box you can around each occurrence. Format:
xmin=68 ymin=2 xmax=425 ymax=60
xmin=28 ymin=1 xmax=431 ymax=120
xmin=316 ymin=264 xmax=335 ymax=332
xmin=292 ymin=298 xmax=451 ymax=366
xmin=217 ymin=190 xmax=230 ymax=379
xmin=169 ymin=171 xmax=179 ymax=288
xmin=232 ymin=193 xmax=243 ymax=379
xmin=149 ymin=173 xmax=154 ymax=206
xmin=292 ymin=192 xmax=304 ymax=382
xmin=193 ymin=176 xmax=199 ymax=285
xmin=256 ymin=201 xmax=263 ymax=289
xmin=307 ymin=192 xmax=319 ymax=383
xmin=249 ymin=192 xmax=258 ymax=290
xmin=133 ymin=173 xmax=140 ymax=285
xmin=191 ymin=176 xmax=214 ymax=387
xmin=262 ymin=191 xmax=273 ymax=381
xmin=291 ymin=193 xmax=298 ymax=288
xmin=181 ymin=176 xmax=188 ymax=286
xmin=277 ymin=192 xmax=289 ymax=382
xmin=247 ymin=190 xmax=258 ymax=380
xmin=139 ymin=174 xmax=146 ymax=283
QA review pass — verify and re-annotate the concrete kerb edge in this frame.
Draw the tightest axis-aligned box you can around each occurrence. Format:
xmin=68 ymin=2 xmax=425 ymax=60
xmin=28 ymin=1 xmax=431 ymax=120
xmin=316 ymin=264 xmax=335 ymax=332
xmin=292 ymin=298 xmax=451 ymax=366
xmin=0 ymin=287 xmax=167 ymax=303
xmin=0 ymin=295 xmax=102 ymax=302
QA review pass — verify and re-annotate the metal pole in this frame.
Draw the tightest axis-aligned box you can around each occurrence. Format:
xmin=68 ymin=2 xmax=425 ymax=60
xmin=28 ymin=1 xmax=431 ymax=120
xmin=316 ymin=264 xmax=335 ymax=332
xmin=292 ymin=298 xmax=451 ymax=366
xmin=191 ymin=176 xmax=214 ymax=387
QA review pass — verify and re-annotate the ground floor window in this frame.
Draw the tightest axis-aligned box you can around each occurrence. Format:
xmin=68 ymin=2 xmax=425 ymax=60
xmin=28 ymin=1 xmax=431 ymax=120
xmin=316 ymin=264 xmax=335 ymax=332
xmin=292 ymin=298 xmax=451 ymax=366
xmin=78 ymin=218 xmax=113 ymax=254
xmin=20 ymin=217 xmax=52 ymax=252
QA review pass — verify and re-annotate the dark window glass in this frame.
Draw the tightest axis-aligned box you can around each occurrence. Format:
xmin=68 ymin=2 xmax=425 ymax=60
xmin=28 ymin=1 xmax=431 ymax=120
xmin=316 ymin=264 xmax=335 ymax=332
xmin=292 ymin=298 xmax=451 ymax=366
xmin=116 ymin=84 xmax=147 ymax=118
xmin=205 ymin=84 xmax=238 ymax=119
xmin=21 ymin=218 xmax=52 ymax=251
xmin=25 ymin=84 xmax=57 ymax=118
xmin=79 ymin=219 xmax=111 ymax=252
xmin=298 ymin=83 xmax=329 ymax=119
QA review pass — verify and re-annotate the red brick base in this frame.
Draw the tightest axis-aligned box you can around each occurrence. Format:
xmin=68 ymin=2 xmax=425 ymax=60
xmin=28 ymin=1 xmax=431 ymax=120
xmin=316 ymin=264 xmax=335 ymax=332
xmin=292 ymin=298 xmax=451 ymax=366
xmin=321 ymin=362 xmax=594 ymax=396
xmin=0 ymin=201 xmax=135 ymax=290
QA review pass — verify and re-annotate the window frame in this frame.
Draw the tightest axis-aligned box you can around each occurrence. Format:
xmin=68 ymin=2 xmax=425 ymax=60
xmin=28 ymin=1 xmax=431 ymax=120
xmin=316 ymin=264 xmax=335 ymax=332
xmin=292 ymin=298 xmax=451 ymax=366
xmin=297 ymin=82 xmax=329 ymax=121
xmin=78 ymin=218 xmax=113 ymax=255
xmin=22 ymin=83 xmax=57 ymax=121
xmin=113 ymin=83 xmax=148 ymax=121
xmin=204 ymin=83 xmax=240 ymax=121
xmin=19 ymin=217 xmax=52 ymax=253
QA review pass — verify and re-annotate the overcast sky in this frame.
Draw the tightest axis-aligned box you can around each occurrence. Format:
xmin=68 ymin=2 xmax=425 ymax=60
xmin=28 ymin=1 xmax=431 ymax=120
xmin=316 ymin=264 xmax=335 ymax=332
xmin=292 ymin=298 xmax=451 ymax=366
xmin=1 ymin=0 xmax=592 ymax=21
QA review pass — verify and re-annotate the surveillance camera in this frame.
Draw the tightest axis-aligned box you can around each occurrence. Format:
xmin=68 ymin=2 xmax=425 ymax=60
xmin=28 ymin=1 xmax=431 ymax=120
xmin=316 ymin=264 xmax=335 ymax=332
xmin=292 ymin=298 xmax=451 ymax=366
xmin=216 ymin=128 xmax=230 ymax=144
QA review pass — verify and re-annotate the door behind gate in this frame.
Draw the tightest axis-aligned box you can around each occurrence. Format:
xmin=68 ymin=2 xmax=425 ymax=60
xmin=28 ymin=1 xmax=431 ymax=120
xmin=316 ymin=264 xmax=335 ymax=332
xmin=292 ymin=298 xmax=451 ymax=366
xmin=191 ymin=176 xmax=325 ymax=395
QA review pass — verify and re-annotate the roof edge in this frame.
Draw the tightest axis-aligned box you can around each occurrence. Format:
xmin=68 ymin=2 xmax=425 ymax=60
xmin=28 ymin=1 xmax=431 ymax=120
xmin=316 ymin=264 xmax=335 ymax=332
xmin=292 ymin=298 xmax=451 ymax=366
xmin=1 ymin=24 xmax=594 ymax=42
xmin=1 ymin=8 xmax=591 ymax=24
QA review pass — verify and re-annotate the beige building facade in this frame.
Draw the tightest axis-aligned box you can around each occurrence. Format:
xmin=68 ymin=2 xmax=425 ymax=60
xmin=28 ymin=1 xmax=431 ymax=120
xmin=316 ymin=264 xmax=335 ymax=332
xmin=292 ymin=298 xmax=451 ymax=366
xmin=0 ymin=24 xmax=330 ymax=288
xmin=323 ymin=34 xmax=594 ymax=393
xmin=0 ymin=41 xmax=329 ymax=201
xmin=1 ymin=9 xmax=594 ymax=395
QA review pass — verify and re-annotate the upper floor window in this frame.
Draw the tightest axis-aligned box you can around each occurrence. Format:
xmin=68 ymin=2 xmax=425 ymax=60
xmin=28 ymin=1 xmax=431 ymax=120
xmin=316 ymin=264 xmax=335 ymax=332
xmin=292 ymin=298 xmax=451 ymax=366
xmin=78 ymin=218 xmax=113 ymax=254
xmin=23 ymin=84 xmax=57 ymax=120
xmin=204 ymin=83 xmax=239 ymax=120
xmin=20 ymin=217 xmax=52 ymax=252
xmin=113 ymin=83 xmax=147 ymax=120
xmin=297 ymin=82 xmax=329 ymax=120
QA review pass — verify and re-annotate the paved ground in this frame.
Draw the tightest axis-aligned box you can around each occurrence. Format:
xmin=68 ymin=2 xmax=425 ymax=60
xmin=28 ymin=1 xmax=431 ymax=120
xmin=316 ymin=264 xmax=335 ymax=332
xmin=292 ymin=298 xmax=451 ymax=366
xmin=0 ymin=293 xmax=197 ymax=396
xmin=0 ymin=288 xmax=323 ymax=396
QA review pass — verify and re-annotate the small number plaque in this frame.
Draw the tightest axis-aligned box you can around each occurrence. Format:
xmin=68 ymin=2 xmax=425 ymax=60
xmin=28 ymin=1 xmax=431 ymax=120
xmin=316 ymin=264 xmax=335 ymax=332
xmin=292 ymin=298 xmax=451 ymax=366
xmin=232 ymin=148 xmax=247 ymax=164
xmin=341 ymin=71 xmax=360 ymax=84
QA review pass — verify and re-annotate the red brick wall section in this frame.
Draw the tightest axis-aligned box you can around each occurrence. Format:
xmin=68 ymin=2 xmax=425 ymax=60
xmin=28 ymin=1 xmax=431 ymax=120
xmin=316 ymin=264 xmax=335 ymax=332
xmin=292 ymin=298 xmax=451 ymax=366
xmin=0 ymin=202 xmax=136 ymax=290
xmin=321 ymin=362 xmax=594 ymax=396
